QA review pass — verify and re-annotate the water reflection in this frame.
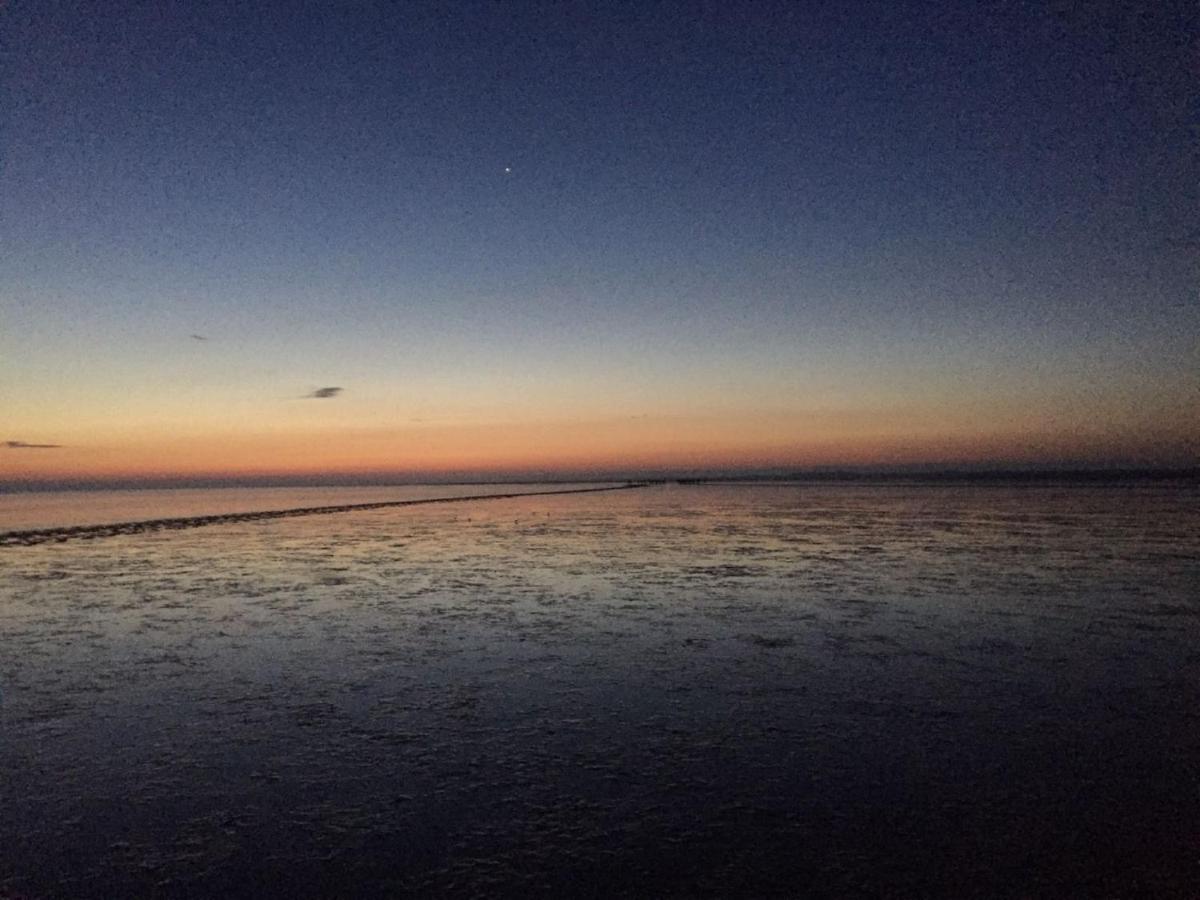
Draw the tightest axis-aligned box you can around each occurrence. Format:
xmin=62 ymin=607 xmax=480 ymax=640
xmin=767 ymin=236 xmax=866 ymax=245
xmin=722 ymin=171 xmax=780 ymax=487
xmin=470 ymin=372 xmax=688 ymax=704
xmin=1 ymin=483 xmax=1197 ymax=896
xmin=0 ymin=482 xmax=614 ymax=532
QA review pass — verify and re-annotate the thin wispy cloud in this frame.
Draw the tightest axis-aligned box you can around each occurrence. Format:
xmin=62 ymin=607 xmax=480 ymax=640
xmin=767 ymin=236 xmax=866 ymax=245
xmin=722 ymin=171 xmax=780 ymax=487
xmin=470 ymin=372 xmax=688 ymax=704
xmin=4 ymin=440 xmax=62 ymax=449
xmin=305 ymin=387 xmax=343 ymax=399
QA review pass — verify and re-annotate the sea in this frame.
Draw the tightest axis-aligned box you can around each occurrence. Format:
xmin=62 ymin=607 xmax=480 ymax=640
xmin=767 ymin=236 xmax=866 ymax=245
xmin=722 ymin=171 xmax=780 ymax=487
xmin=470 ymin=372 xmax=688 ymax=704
xmin=1 ymin=479 xmax=1197 ymax=897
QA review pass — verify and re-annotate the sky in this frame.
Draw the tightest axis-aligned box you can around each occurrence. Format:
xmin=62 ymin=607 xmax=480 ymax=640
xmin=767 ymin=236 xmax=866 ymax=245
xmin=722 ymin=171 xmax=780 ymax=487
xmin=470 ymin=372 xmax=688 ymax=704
xmin=2 ymin=0 xmax=1197 ymax=484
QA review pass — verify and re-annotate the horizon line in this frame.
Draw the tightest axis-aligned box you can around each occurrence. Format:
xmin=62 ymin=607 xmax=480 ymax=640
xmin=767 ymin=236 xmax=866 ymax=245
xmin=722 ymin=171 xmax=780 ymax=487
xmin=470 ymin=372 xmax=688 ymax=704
xmin=3 ymin=464 xmax=1197 ymax=493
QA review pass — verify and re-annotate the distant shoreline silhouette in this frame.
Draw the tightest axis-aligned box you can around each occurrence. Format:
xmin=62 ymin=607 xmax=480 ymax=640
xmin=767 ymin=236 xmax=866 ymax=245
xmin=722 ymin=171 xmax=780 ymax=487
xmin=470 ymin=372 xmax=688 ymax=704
xmin=4 ymin=467 xmax=1196 ymax=494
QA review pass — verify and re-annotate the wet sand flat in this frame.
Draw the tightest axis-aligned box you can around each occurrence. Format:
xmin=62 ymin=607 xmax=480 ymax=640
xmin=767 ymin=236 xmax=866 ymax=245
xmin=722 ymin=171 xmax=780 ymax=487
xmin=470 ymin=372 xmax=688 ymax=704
xmin=1 ymin=482 xmax=1197 ymax=896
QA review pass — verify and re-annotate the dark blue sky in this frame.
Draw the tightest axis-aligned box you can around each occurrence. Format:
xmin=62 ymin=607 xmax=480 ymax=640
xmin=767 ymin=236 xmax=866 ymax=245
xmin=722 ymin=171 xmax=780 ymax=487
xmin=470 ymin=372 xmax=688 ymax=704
xmin=3 ymin=0 xmax=1197 ymax=477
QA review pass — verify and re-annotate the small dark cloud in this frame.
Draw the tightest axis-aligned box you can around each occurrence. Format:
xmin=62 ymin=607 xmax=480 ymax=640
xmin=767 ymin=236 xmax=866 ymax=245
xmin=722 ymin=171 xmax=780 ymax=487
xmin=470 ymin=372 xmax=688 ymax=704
xmin=5 ymin=440 xmax=62 ymax=449
xmin=189 ymin=333 xmax=210 ymax=341
xmin=305 ymin=387 xmax=343 ymax=399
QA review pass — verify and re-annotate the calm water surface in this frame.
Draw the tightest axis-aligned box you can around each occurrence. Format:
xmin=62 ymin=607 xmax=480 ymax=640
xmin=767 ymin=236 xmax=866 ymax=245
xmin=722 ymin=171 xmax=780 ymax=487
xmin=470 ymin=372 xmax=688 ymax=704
xmin=1 ymin=482 xmax=1197 ymax=897
xmin=0 ymin=483 xmax=609 ymax=531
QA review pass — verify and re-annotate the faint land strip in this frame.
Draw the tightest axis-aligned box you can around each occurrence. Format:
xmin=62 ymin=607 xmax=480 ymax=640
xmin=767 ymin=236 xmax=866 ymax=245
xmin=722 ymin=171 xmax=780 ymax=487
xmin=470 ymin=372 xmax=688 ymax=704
xmin=0 ymin=484 xmax=647 ymax=547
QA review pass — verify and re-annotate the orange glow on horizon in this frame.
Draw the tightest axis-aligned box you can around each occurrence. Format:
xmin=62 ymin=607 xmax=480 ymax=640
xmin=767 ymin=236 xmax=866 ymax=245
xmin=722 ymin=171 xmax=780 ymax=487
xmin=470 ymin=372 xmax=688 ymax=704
xmin=3 ymin=411 xmax=1195 ymax=484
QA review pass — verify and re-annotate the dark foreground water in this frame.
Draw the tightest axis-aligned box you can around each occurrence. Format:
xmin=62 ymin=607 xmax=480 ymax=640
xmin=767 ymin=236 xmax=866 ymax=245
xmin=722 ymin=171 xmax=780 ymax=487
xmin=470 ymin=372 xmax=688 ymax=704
xmin=1 ymin=482 xmax=1197 ymax=897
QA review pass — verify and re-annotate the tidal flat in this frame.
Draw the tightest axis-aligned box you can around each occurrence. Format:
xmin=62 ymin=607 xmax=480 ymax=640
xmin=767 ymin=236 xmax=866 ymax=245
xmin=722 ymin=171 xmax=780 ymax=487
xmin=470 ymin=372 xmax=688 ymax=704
xmin=2 ymin=481 xmax=1197 ymax=896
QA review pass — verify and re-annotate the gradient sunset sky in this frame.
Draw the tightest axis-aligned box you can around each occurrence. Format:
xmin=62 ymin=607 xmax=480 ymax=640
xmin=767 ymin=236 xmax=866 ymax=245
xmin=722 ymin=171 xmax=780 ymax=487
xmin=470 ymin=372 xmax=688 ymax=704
xmin=3 ymin=1 xmax=1197 ymax=483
